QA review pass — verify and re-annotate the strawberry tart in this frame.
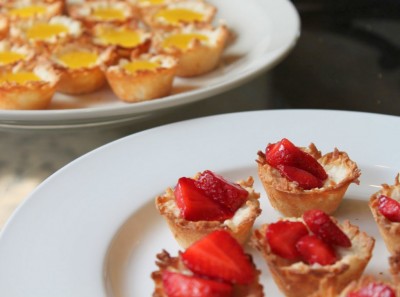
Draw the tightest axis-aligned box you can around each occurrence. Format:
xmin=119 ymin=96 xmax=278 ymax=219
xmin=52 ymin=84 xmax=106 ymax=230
xmin=251 ymin=209 xmax=375 ymax=297
xmin=155 ymin=170 xmax=261 ymax=248
xmin=369 ymin=174 xmax=400 ymax=284
xmin=257 ymin=138 xmax=361 ymax=217
xmin=151 ymin=230 xmax=264 ymax=297
xmin=333 ymin=275 xmax=399 ymax=297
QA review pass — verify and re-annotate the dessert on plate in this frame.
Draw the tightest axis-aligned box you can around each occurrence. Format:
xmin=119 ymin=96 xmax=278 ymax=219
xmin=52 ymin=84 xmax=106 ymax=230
xmin=106 ymin=53 xmax=177 ymax=102
xmin=50 ymin=40 xmax=113 ymax=94
xmin=152 ymin=23 xmax=229 ymax=77
xmin=155 ymin=170 xmax=261 ymax=248
xmin=152 ymin=230 xmax=264 ymax=297
xmin=0 ymin=60 xmax=59 ymax=109
xmin=142 ymin=0 xmax=216 ymax=30
xmin=0 ymin=40 xmax=35 ymax=67
xmin=327 ymin=275 xmax=399 ymax=297
xmin=369 ymin=174 xmax=400 ymax=285
xmin=1 ymin=0 xmax=63 ymax=22
xmin=251 ymin=209 xmax=375 ymax=297
xmin=257 ymin=138 xmax=361 ymax=217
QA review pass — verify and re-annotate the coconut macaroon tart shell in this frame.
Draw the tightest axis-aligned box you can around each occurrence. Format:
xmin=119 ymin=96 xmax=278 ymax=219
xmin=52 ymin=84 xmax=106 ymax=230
xmin=50 ymin=40 xmax=114 ymax=94
xmin=257 ymin=141 xmax=361 ymax=217
xmin=369 ymin=174 xmax=400 ymax=255
xmin=106 ymin=54 xmax=177 ymax=103
xmin=153 ymin=24 xmax=229 ymax=77
xmin=1 ymin=0 xmax=64 ymax=22
xmin=0 ymin=61 xmax=60 ymax=110
xmin=251 ymin=218 xmax=375 ymax=297
xmin=156 ymin=173 xmax=261 ymax=249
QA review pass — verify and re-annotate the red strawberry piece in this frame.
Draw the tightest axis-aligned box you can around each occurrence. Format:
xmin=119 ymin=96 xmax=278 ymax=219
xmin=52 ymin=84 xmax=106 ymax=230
xmin=181 ymin=230 xmax=255 ymax=285
xmin=265 ymin=138 xmax=328 ymax=181
xmin=277 ymin=165 xmax=324 ymax=190
xmin=162 ymin=271 xmax=233 ymax=297
xmin=195 ymin=170 xmax=248 ymax=213
xmin=378 ymin=195 xmax=400 ymax=222
xmin=303 ymin=209 xmax=352 ymax=248
xmin=175 ymin=177 xmax=232 ymax=221
xmin=296 ymin=234 xmax=337 ymax=265
xmin=266 ymin=220 xmax=309 ymax=260
xmin=347 ymin=282 xmax=396 ymax=297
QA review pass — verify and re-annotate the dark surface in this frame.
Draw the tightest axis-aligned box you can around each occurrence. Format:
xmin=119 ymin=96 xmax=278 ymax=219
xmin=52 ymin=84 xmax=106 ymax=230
xmin=266 ymin=0 xmax=400 ymax=115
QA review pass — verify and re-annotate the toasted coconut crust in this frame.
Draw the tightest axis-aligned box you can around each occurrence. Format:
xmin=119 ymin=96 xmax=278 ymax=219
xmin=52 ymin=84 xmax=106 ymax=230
xmin=0 ymin=16 xmax=9 ymax=39
xmin=257 ymin=144 xmax=361 ymax=217
xmin=155 ymin=176 xmax=261 ymax=248
xmin=153 ymin=24 xmax=229 ymax=77
xmin=251 ymin=220 xmax=374 ymax=297
xmin=2 ymin=0 xmax=63 ymax=21
xmin=67 ymin=0 xmax=139 ymax=28
xmin=142 ymin=1 xmax=216 ymax=30
xmin=91 ymin=23 xmax=152 ymax=60
xmin=106 ymin=54 xmax=177 ymax=102
xmin=151 ymin=250 xmax=264 ymax=297
xmin=0 ymin=62 xmax=59 ymax=110
xmin=369 ymin=174 xmax=400 ymax=255
xmin=51 ymin=41 xmax=113 ymax=94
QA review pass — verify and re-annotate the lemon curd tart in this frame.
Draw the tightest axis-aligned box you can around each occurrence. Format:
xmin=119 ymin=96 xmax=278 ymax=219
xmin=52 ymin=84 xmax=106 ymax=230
xmin=10 ymin=16 xmax=82 ymax=47
xmin=51 ymin=41 xmax=113 ymax=94
xmin=92 ymin=23 xmax=151 ymax=58
xmin=1 ymin=0 xmax=63 ymax=21
xmin=68 ymin=0 xmax=138 ymax=26
xmin=0 ymin=62 xmax=59 ymax=110
xmin=153 ymin=24 xmax=228 ymax=77
xmin=0 ymin=41 xmax=35 ymax=66
xmin=106 ymin=54 xmax=177 ymax=102
xmin=143 ymin=0 xmax=216 ymax=29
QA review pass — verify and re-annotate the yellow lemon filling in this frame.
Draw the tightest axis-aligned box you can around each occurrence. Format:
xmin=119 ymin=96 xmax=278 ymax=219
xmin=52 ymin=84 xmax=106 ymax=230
xmin=155 ymin=8 xmax=205 ymax=24
xmin=8 ymin=5 xmax=46 ymax=18
xmin=92 ymin=8 xmax=125 ymax=21
xmin=162 ymin=33 xmax=208 ymax=50
xmin=26 ymin=23 xmax=69 ymax=40
xmin=0 ymin=51 xmax=26 ymax=65
xmin=98 ymin=28 xmax=141 ymax=48
xmin=0 ymin=72 xmax=41 ymax=84
xmin=123 ymin=60 xmax=159 ymax=73
xmin=58 ymin=52 xmax=98 ymax=69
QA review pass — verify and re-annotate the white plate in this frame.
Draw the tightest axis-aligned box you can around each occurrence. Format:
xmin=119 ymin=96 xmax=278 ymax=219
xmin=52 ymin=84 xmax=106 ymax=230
xmin=1 ymin=110 xmax=398 ymax=297
xmin=0 ymin=0 xmax=300 ymax=130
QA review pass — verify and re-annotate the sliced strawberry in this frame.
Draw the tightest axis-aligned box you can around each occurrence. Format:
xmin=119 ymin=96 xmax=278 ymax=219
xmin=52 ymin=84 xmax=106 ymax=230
xmin=175 ymin=177 xmax=232 ymax=221
xmin=347 ymin=282 xmax=396 ymax=297
xmin=303 ymin=209 xmax=351 ymax=248
xmin=181 ymin=230 xmax=255 ymax=285
xmin=266 ymin=220 xmax=309 ymax=260
xmin=265 ymin=138 xmax=299 ymax=168
xmin=296 ymin=234 xmax=337 ymax=265
xmin=265 ymin=138 xmax=328 ymax=181
xmin=378 ymin=195 xmax=400 ymax=222
xmin=195 ymin=170 xmax=248 ymax=213
xmin=277 ymin=165 xmax=323 ymax=190
xmin=162 ymin=271 xmax=233 ymax=297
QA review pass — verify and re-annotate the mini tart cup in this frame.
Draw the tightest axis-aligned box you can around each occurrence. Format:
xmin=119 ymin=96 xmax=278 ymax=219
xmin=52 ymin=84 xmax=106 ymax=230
xmin=334 ymin=275 xmax=400 ymax=297
xmin=1 ymin=0 xmax=63 ymax=21
xmin=67 ymin=0 xmax=139 ymax=28
xmin=0 ymin=40 xmax=36 ymax=67
xmin=9 ymin=16 xmax=83 ymax=51
xmin=105 ymin=54 xmax=177 ymax=103
xmin=153 ymin=24 xmax=229 ymax=77
xmin=251 ymin=220 xmax=375 ymax=297
xmin=91 ymin=23 xmax=152 ymax=59
xmin=257 ymin=145 xmax=361 ymax=217
xmin=142 ymin=0 xmax=216 ymax=30
xmin=0 ymin=62 xmax=60 ymax=110
xmin=155 ymin=176 xmax=261 ymax=249
xmin=151 ymin=250 xmax=264 ymax=297
xmin=369 ymin=174 xmax=400 ymax=255
xmin=51 ymin=41 xmax=113 ymax=94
